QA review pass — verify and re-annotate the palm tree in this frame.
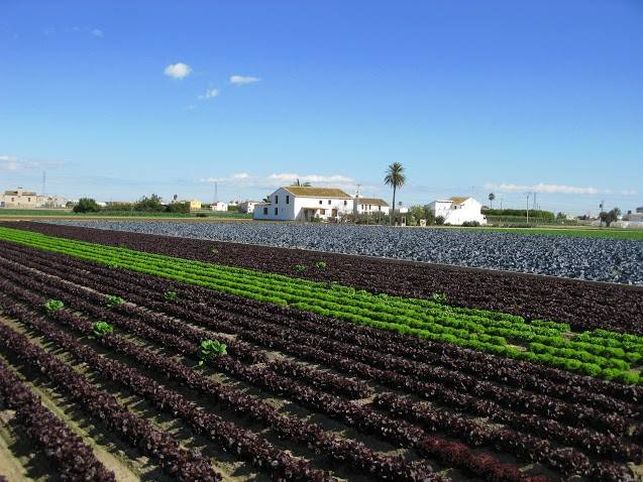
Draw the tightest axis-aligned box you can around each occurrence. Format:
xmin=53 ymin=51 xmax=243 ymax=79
xmin=488 ymin=192 xmax=495 ymax=209
xmin=384 ymin=162 xmax=406 ymax=225
xmin=291 ymin=178 xmax=312 ymax=187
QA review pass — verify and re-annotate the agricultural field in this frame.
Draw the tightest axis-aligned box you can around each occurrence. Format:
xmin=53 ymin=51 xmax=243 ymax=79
xmin=0 ymin=223 xmax=642 ymax=482
xmin=43 ymin=220 xmax=643 ymax=284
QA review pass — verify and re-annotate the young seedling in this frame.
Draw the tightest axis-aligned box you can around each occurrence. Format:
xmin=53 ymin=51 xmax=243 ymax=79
xmin=92 ymin=321 xmax=114 ymax=337
xmin=198 ymin=339 xmax=228 ymax=366
xmin=314 ymin=261 xmax=327 ymax=270
xmin=294 ymin=264 xmax=307 ymax=273
xmin=430 ymin=292 xmax=448 ymax=304
xmin=43 ymin=299 xmax=64 ymax=315
xmin=163 ymin=290 xmax=177 ymax=302
xmin=210 ymin=247 xmax=219 ymax=255
xmin=105 ymin=295 xmax=124 ymax=308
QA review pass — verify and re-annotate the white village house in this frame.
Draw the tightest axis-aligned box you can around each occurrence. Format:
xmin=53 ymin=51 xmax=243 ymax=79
xmin=427 ymin=196 xmax=487 ymax=225
xmin=0 ymin=187 xmax=66 ymax=208
xmin=353 ymin=196 xmax=390 ymax=216
xmin=254 ymin=186 xmax=354 ymax=221
xmin=239 ymin=200 xmax=260 ymax=214
xmin=211 ymin=201 xmax=228 ymax=212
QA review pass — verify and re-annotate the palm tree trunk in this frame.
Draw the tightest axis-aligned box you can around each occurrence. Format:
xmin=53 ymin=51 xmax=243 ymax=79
xmin=391 ymin=186 xmax=396 ymax=226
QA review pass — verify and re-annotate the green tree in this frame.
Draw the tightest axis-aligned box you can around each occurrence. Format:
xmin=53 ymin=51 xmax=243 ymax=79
xmin=384 ymin=162 xmax=406 ymax=225
xmin=134 ymin=194 xmax=164 ymax=212
xmin=73 ymin=198 xmax=101 ymax=213
xmin=599 ymin=207 xmax=621 ymax=227
xmin=488 ymin=192 xmax=495 ymax=209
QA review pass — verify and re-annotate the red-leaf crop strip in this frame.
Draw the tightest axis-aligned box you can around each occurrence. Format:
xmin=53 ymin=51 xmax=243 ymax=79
xmin=1 ymin=246 xmax=637 ymax=440
xmin=0 ymin=283 xmax=443 ymax=482
xmin=0 ymin=269 xmax=537 ymax=482
xmin=0 ymin=227 xmax=641 ymax=385
xmin=0 ymin=256 xmax=639 ymax=481
xmin=0 ymin=357 xmax=116 ymax=482
xmin=1 ymin=242 xmax=640 ymax=446
xmin=0 ymin=296 xmax=332 ymax=481
xmin=0 ymin=316 xmax=222 ymax=481
xmin=9 ymin=221 xmax=642 ymax=335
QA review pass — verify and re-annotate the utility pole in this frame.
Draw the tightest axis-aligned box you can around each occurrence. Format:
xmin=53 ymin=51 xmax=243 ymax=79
xmin=42 ymin=171 xmax=46 ymax=196
xmin=526 ymin=192 xmax=531 ymax=224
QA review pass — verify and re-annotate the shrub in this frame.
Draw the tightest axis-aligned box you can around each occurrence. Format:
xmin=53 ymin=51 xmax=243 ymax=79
xmin=73 ymin=198 xmax=101 ymax=213
xmin=314 ymin=261 xmax=327 ymax=270
xmin=294 ymin=264 xmax=307 ymax=272
xmin=198 ymin=339 xmax=228 ymax=365
xmin=92 ymin=321 xmax=113 ymax=337
xmin=435 ymin=216 xmax=445 ymax=225
xmin=461 ymin=221 xmax=481 ymax=227
xmin=163 ymin=290 xmax=177 ymax=301
xmin=196 ymin=213 xmax=207 ymax=218
xmin=43 ymin=299 xmax=64 ymax=314
xmin=106 ymin=295 xmax=124 ymax=308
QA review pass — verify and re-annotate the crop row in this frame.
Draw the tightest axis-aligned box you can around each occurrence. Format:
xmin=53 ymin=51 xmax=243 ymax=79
xmin=1 ymin=242 xmax=638 ymax=434
xmin=0 ymin=357 xmax=115 ymax=481
xmin=0 ymin=246 xmax=636 ymax=439
xmin=0 ymin=255 xmax=638 ymax=479
xmin=0 ymin=226 xmax=640 ymax=383
xmin=0 ymin=312 xmax=221 ymax=481
xmin=0 ymin=285 xmax=442 ymax=482
xmin=0 ymin=295 xmax=333 ymax=481
xmin=0 ymin=271 xmax=536 ymax=482
xmin=11 ymin=221 xmax=642 ymax=334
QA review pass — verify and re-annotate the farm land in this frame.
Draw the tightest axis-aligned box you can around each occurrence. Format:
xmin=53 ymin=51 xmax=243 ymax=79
xmin=0 ymin=221 xmax=642 ymax=482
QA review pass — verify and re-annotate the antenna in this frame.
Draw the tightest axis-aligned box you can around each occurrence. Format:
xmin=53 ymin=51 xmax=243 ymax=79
xmin=42 ymin=171 xmax=47 ymax=196
xmin=213 ymin=182 xmax=218 ymax=204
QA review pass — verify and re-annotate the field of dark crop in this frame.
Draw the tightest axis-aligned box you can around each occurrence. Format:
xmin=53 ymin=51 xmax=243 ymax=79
xmin=42 ymin=219 xmax=643 ymax=285
xmin=0 ymin=223 xmax=641 ymax=481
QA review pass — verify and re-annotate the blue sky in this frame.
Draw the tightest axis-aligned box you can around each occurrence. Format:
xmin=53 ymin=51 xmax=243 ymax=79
xmin=1 ymin=0 xmax=642 ymax=214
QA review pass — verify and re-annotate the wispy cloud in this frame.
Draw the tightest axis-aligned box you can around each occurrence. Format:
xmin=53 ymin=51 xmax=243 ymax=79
xmin=485 ymin=182 xmax=637 ymax=196
xmin=164 ymin=62 xmax=192 ymax=79
xmin=229 ymin=75 xmax=260 ymax=85
xmin=0 ymin=155 xmax=64 ymax=172
xmin=91 ymin=28 xmax=104 ymax=38
xmin=198 ymin=88 xmax=220 ymax=100
xmin=200 ymin=172 xmax=354 ymax=189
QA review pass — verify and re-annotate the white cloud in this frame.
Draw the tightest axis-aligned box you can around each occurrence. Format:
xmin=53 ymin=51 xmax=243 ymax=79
xmin=164 ymin=62 xmax=192 ymax=79
xmin=485 ymin=182 xmax=637 ymax=196
xmin=201 ymin=172 xmax=354 ymax=189
xmin=91 ymin=28 xmax=103 ymax=37
xmin=0 ymin=155 xmax=64 ymax=172
xmin=198 ymin=88 xmax=220 ymax=100
xmin=229 ymin=75 xmax=260 ymax=85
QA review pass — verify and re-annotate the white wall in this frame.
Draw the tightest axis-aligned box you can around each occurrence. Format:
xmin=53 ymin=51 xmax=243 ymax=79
xmin=253 ymin=188 xmax=353 ymax=221
xmin=428 ymin=198 xmax=487 ymax=225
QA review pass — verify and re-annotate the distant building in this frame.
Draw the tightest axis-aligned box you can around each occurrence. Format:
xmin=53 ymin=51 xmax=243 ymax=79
xmin=239 ymin=201 xmax=260 ymax=214
xmin=0 ymin=187 xmax=66 ymax=208
xmin=211 ymin=201 xmax=228 ymax=212
xmin=637 ymin=206 xmax=643 ymax=214
xmin=189 ymin=199 xmax=202 ymax=211
xmin=254 ymin=186 xmax=353 ymax=221
xmin=427 ymin=196 xmax=487 ymax=225
xmin=353 ymin=196 xmax=390 ymax=216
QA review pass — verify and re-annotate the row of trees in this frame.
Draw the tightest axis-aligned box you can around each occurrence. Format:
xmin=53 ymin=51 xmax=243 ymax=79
xmin=73 ymin=195 xmax=191 ymax=214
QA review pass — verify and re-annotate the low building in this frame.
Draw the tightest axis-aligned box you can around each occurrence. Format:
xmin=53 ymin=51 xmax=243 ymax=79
xmin=254 ymin=186 xmax=353 ymax=221
xmin=189 ymin=199 xmax=202 ymax=211
xmin=353 ymin=196 xmax=390 ymax=216
xmin=239 ymin=201 xmax=260 ymax=214
xmin=211 ymin=201 xmax=228 ymax=212
xmin=427 ymin=196 xmax=487 ymax=225
xmin=0 ymin=187 xmax=66 ymax=208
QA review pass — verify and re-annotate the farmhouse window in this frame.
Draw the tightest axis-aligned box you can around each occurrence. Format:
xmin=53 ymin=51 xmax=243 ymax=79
xmin=286 ymin=195 xmax=290 ymax=204
xmin=320 ymin=209 xmax=325 ymax=215
xmin=344 ymin=200 xmax=347 ymax=206
xmin=274 ymin=207 xmax=278 ymax=215
xmin=263 ymin=207 xmax=268 ymax=215
xmin=275 ymin=195 xmax=279 ymax=204
xmin=319 ymin=200 xmax=323 ymax=204
xmin=328 ymin=200 xmax=331 ymax=205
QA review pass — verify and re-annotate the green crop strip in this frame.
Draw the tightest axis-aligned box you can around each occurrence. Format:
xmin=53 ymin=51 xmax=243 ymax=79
xmin=0 ymin=226 xmax=641 ymax=384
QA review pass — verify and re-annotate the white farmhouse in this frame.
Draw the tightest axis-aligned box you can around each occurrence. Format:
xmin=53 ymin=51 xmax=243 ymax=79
xmin=353 ymin=197 xmax=390 ymax=216
xmin=239 ymin=201 xmax=260 ymax=214
xmin=211 ymin=201 xmax=228 ymax=212
xmin=254 ymin=186 xmax=353 ymax=221
xmin=427 ymin=196 xmax=487 ymax=225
